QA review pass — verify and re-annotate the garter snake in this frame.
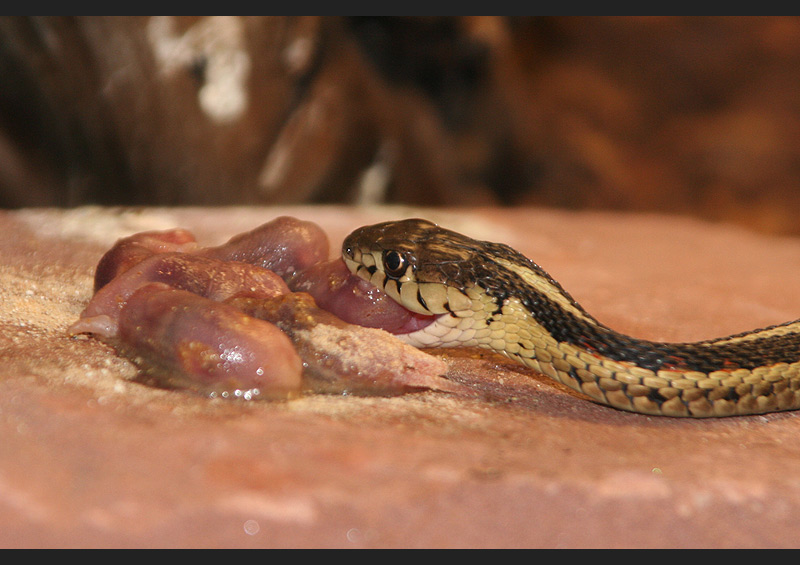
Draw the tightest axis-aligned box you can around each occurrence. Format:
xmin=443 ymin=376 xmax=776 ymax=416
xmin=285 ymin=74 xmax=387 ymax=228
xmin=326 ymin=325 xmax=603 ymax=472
xmin=342 ymin=218 xmax=800 ymax=417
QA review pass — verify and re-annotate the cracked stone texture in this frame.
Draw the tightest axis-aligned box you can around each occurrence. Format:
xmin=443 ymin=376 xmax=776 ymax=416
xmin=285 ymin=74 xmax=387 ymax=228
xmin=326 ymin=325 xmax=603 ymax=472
xmin=2 ymin=205 xmax=800 ymax=548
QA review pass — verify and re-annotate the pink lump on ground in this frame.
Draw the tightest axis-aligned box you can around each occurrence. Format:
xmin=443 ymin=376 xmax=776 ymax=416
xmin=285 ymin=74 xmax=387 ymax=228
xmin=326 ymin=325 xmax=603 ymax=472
xmin=69 ymin=253 xmax=289 ymax=338
xmin=288 ymin=259 xmax=435 ymax=334
xmin=199 ymin=216 xmax=330 ymax=279
xmin=117 ymin=284 xmax=303 ymax=399
xmin=228 ymin=293 xmax=458 ymax=396
xmin=93 ymin=228 xmax=199 ymax=291
xmin=70 ymin=216 xmax=455 ymax=401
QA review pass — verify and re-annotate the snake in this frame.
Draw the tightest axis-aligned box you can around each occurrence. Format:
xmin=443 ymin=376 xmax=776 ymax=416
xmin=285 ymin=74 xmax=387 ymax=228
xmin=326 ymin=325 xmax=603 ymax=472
xmin=342 ymin=218 xmax=800 ymax=418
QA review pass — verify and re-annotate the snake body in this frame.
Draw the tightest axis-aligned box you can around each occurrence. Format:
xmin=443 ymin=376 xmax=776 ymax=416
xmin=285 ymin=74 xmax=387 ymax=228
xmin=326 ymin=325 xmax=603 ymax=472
xmin=342 ymin=218 xmax=800 ymax=417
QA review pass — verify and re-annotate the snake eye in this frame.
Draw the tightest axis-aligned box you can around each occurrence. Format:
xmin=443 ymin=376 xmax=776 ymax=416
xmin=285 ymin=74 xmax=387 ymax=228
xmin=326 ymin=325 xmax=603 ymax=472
xmin=382 ymin=250 xmax=408 ymax=278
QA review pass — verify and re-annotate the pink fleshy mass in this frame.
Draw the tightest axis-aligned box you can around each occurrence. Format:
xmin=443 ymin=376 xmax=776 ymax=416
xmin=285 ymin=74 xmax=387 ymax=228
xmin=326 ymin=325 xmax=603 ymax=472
xmin=70 ymin=217 xmax=452 ymax=400
xmin=118 ymin=284 xmax=303 ymax=398
xmin=228 ymin=293 xmax=458 ymax=396
xmin=70 ymin=253 xmax=289 ymax=338
xmin=93 ymin=228 xmax=199 ymax=291
xmin=288 ymin=259 xmax=435 ymax=334
xmin=199 ymin=216 xmax=330 ymax=279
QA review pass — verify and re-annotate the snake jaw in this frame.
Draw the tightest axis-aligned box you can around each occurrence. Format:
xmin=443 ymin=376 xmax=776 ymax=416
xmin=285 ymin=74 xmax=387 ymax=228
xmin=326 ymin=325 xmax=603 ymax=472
xmin=343 ymin=243 xmax=474 ymax=343
xmin=343 ymin=243 xmax=475 ymax=318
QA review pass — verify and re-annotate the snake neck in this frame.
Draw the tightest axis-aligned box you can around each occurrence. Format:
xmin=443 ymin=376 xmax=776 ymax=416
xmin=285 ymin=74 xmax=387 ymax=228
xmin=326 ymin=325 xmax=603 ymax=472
xmin=464 ymin=248 xmax=800 ymax=374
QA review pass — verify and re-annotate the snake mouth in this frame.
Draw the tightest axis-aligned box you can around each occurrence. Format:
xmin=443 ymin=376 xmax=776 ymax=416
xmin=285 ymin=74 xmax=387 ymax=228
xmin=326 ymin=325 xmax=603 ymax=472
xmin=388 ymin=309 xmax=439 ymax=335
xmin=341 ymin=252 xmax=438 ymax=335
xmin=347 ymin=267 xmax=438 ymax=335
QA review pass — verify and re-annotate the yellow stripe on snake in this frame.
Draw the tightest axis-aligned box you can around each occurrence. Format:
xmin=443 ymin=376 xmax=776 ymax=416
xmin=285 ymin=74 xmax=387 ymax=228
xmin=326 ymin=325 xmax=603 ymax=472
xmin=342 ymin=219 xmax=800 ymax=418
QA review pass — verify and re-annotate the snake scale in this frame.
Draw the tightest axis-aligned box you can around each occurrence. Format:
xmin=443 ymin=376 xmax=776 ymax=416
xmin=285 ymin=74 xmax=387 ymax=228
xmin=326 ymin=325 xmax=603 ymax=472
xmin=342 ymin=218 xmax=800 ymax=418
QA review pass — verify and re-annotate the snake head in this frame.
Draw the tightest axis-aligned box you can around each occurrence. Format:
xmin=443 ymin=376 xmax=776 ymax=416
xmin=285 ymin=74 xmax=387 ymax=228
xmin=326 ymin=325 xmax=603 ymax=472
xmin=342 ymin=219 xmax=483 ymax=317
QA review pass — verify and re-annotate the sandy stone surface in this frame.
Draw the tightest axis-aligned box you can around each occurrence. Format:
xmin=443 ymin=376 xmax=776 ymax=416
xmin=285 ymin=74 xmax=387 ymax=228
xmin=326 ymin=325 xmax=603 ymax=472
xmin=2 ymin=205 xmax=800 ymax=548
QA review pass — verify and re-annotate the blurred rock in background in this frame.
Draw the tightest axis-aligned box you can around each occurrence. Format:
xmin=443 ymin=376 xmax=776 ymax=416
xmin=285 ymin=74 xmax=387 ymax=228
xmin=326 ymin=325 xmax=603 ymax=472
xmin=2 ymin=16 xmax=800 ymax=234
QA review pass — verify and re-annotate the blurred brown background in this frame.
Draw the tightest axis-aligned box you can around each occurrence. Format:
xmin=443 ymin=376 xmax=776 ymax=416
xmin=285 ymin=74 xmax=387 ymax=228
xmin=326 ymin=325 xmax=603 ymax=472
xmin=2 ymin=16 xmax=800 ymax=234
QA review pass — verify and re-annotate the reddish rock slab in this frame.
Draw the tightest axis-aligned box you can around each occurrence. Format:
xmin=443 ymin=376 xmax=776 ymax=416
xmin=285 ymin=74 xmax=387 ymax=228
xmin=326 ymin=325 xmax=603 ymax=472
xmin=2 ymin=205 xmax=800 ymax=548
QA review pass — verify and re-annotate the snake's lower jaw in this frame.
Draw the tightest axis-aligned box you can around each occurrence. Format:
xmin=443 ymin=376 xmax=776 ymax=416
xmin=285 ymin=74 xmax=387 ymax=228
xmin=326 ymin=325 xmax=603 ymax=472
xmin=340 ymin=255 xmax=438 ymax=334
